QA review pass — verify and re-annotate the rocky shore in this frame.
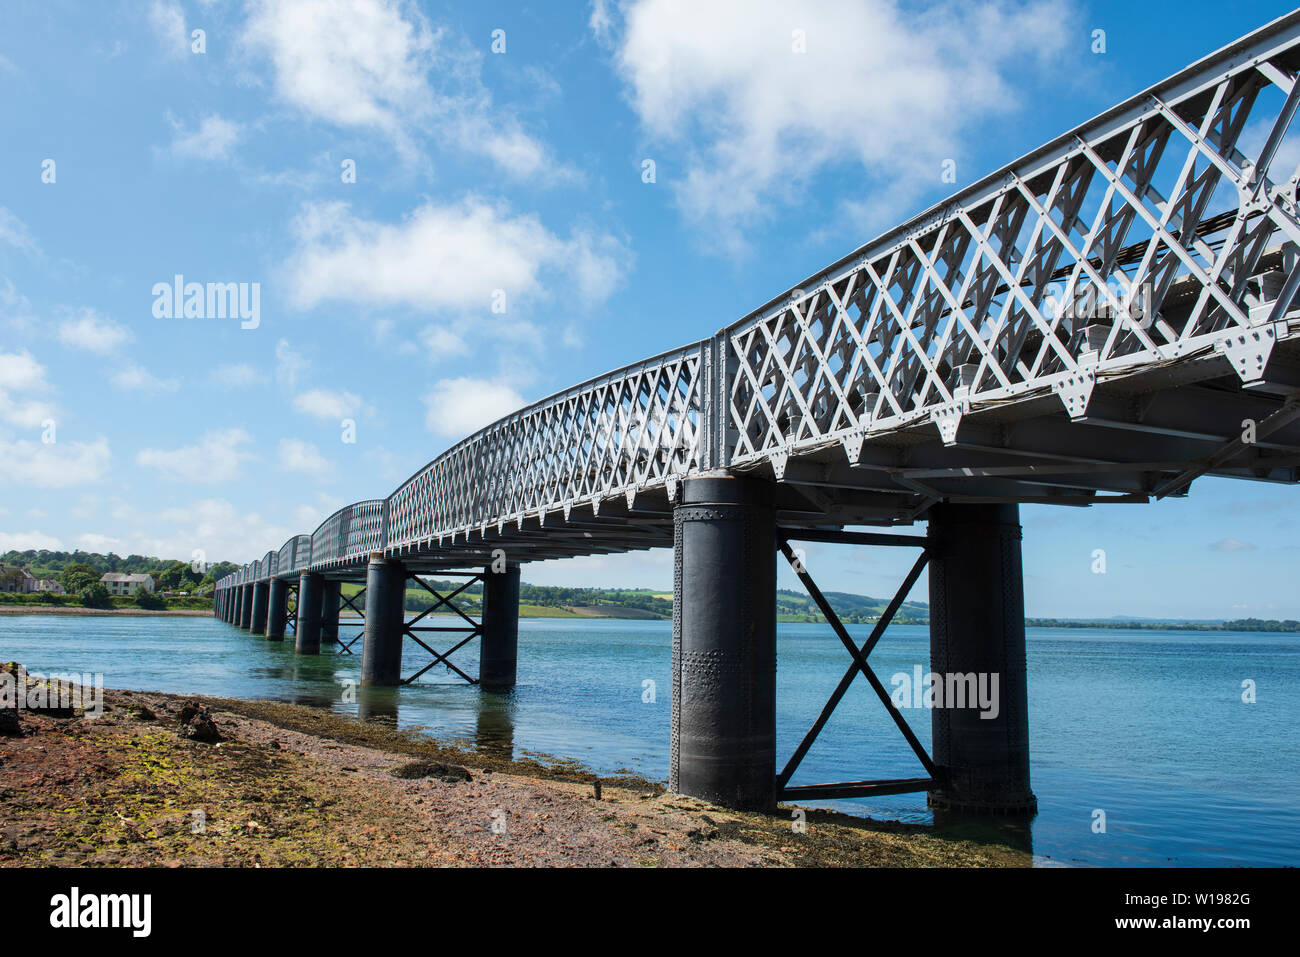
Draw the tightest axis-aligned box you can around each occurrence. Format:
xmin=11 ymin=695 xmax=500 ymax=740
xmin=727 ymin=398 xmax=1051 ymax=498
xmin=0 ymin=679 xmax=1030 ymax=868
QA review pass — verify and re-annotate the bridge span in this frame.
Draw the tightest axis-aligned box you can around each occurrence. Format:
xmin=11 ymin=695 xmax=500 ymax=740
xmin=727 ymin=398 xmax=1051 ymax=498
xmin=217 ymin=11 xmax=1300 ymax=814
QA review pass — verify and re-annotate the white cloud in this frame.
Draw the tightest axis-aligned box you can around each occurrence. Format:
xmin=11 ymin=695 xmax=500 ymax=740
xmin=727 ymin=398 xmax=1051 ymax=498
xmin=422 ymin=376 xmax=525 ymax=438
xmin=211 ymin=362 xmax=265 ymax=387
xmin=0 ymin=437 xmax=111 ymax=488
xmin=147 ymin=0 xmax=189 ymax=58
xmin=57 ymin=309 xmax=132 ymax=354
xmin=77 ymin=533 xmax=122 ymax=551
xmin=419 ymin=324 xmax=469 ymax=360
xmin=286 ymin=199 xmax=629 ymax=314
xmin=0 ymin=207 xmax=37 ymax=254
xmin=169 ymin=114 xmax=244 ymax=162
xmin=136 ymin=428 xmax=254 ymax=483
xmin=139 ymin=497 xmax=295 ymax=564
xmin=605 ymin=0 xmax=1075 ymax=252
xmin=277 ymin=437 xmax=331 ymax=475
xmin=111 ymin=363 xmax=181 ymax=393
xmin=1210 ymin=538 xmax=1258 ymax=552
xmin=0 ymin=530 xmax=65 ymax=552
xmin=275 ymin=337 xmax=308 ymax=387
xmin=292 ymin=388 xmax=362 ymax=420
xmin=0 ymin=350 xmax=56 ymax=427
xmin=241 ymin=0 xmax=562 ymax=175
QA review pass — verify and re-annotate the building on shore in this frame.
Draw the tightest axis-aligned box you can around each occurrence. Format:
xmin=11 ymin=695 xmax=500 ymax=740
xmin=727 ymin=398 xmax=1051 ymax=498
xmin=34 ymin=579 xmax=65 ymax=594
xmin=0 ymin=565 xmax=37 ymax=593
xmin=100 ymin=572 xmax=155 ymax=596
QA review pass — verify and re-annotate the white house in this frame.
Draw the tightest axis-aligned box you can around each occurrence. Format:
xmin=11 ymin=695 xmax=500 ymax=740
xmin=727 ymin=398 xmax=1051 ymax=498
xmin=34 ymin=579 xmax=65 ymax=594
xmin=100 ymin=573 xmax=155 ymax=596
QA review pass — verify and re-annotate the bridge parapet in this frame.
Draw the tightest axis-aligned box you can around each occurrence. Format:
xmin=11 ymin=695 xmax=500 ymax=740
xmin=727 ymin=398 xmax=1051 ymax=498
xmin=309 ymin=499 xmax=387 ymax=570
xmin=387 ymin=341 xmax=707 ymax=548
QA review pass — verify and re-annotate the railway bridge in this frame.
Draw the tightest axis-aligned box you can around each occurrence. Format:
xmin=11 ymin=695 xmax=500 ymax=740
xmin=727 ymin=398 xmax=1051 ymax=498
xmin=216 ymin=12 xmax=1300 ymax=814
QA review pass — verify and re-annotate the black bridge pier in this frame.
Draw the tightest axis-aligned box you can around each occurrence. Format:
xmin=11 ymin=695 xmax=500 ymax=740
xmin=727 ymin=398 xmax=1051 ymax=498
xmin=925 ymin=503 xmax=1036 ymax=814
xmin=671 ymin=472 xmax=777 ymax=812
xmin=320 ymin=580 xmax=342 ymax=645
xmin=266 ymin=578 xmax=289 ymax=641
xmin=361 ymin=553 xmax=406 ymax=686
xmin=295 ymin=572 xmax=324 ymax=654
xmin=480 ymin=563 xmax=521 ymax=691
xmin=249 ymin=581 xmax=269 ymax=636
xmin=240 ymin=584 xmax=254 ymax=631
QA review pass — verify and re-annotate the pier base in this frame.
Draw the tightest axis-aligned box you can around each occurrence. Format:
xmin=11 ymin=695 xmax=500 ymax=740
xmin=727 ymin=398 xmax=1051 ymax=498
xmin=266 ymin=579 xmax=288 ymax=641
xmin=925 ymin=503 xmax=1036 ymax=814
xmin=295 ymin=572 xmax=323 ymax=654
xmin=480 ymin=563 xmax=520 ymax=691
xmin=250 ymin=582 xmax=269 ymax=636
xmin=670 ymin=472 xmax=777 ymax=811
xmin=240 ymin=585 xmax=254 ymax=631
xmin=321 ymin=580 xmax=341 ymax=645
xmin=361 ymin=555 xmax=406 ymax=686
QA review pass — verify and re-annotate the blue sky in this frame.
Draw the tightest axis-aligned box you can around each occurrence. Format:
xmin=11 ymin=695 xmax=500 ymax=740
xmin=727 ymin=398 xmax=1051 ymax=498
xmin=1 ymin=0 xmax=1297 ymax=619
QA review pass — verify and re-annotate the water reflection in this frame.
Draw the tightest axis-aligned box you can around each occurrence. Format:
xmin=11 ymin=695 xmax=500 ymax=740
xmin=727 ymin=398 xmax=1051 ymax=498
xmin=474 ymin=690 xmax=516 ymax=760
xmin=930 ymin=808 xmax=1034 ymax=858
xmin=356 ymin=685 xmax=401 ymax=726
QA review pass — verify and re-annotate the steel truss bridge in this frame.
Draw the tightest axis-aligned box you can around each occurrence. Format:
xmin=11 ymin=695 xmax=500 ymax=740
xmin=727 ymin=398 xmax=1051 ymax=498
xmin=217 ymin=12 xmax=1300 ymax=812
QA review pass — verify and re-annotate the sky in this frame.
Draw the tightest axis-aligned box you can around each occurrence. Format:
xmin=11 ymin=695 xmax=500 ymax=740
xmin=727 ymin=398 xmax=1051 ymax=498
xmin=1 ymin=0 xmax=1298 ymax=620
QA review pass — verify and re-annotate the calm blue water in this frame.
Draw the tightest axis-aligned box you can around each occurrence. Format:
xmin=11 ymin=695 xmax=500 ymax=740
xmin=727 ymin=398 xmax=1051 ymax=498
xmin=2 ymin=612 xmax=1295 ymax=867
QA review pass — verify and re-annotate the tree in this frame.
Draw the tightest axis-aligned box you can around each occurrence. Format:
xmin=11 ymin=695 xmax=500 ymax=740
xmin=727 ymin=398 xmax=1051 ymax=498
xmin=134 ymin=585 xmax=166 ymax=610
xmin=158 ymin=562 xmax=189 ymax=591
xmin=75 ymin=583 xmax=112 ymax=609
xmin=61 ymin=562 xmax=100 ymax=593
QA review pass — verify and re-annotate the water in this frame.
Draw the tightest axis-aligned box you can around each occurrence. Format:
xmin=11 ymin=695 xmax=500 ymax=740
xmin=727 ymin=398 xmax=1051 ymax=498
xmin=2 ymin=613 xmax=1296 ymax=866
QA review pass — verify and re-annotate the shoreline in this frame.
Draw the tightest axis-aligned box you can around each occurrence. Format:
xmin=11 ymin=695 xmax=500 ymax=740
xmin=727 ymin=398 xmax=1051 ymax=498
xmin=0 ymin=606 xmax=211 ymax=617
xmin=0 ymin=683 xmax=1029 ymax=868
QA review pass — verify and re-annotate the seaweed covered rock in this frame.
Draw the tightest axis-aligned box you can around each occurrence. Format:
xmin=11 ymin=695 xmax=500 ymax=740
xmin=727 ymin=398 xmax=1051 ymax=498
xmin=388 ymin=760 xmax=472 ymax=783
xmin=178 ymin=701 xmax=222 ymax=743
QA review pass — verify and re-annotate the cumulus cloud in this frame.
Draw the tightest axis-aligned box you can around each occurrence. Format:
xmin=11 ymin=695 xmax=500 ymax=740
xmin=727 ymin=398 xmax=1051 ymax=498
xmin=277 ymin=437 xmax=331 ymax=475
xmin=241 ymin=0 xmax=565 ymax=176
xmin=136 ymin=428 xmax=254 ymax=483
xmin=423 ymin=376 xmax=526 ymax=438
xmin=211 ymin=362 xmax=265 ymax=387
xmin=602 ymin=0 xmax=1076 ymax=252
xmin=286 ymin=199 xmax=629 ymax=314
xmin=0 ymin=207 xmax=37 ymax=254
xmin=169 ymin=114 xmax=243 ymax=162
xmin=0 ymin=530 xmax=65 ymax=551
xmin=147 ymin=0 xmax=190 ymax=58
xmin=111 ymin=363 xmax=181 ymax=393
xmin=56 ymin=309 xmax=132 ymax=354
xmin=0 ymin=350 xmax=56 ymax=427
xmin=292 ymin=388 xmax=363 ymax=420
xmin=0 ymin=436 xmax=111 ymax=488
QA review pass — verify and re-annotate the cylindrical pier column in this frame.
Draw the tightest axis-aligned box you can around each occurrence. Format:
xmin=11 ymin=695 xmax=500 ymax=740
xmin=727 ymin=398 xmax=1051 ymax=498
xmin=250 ymin=581 xmax=269 ymax=635
xmin=231 ymin=587 xmax=241 ymax=626
xmin=266 ymin=578 xmax=289 ymax=640
xmin=480 ymin=563 xmax=520 ymax=690
xmin=320 ymin=580 xmax=341 ymax=645
xmin=671 ymin=472 xmax=777 ymax=811
xmin=926 ymin=503 xmax=1036 ymax=814
xmin=240 ymin=584 xmax=254 ymax=630
xmin=295 ymin=572 xmax=324 ymax=654
xmin=361 ymin=554 xmax=406 ymax=686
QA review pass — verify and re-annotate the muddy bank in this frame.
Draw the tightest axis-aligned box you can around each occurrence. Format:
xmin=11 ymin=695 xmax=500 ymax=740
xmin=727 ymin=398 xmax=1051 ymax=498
xmin=0 ymin=687 xmax=1031 ymax=867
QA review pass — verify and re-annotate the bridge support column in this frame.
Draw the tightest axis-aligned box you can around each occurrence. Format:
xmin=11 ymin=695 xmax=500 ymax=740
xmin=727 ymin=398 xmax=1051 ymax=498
xmin=250 ymin=582 xmax=269 ymax=635
xmin=231 ymin=587 xmax=240 ymax=626
xmin=670 ymin=472 xmax=777 ymax=811
xmin=926 ymin=503 xmax=1036 ymax=814
xmin=361 ymin=554 xmax=406 ymax=686
xmin=295 ymin=572 xmax=323 ymax=654
xmin=266 ymin=579 xmax=288 ymax=641
xmin=320 ymin=580 xmax=341 ymax=645
xmin=480 ymin=563 xmax=520 ymax=690
xmin=240 ymin=585 xmax=254 ymax=631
